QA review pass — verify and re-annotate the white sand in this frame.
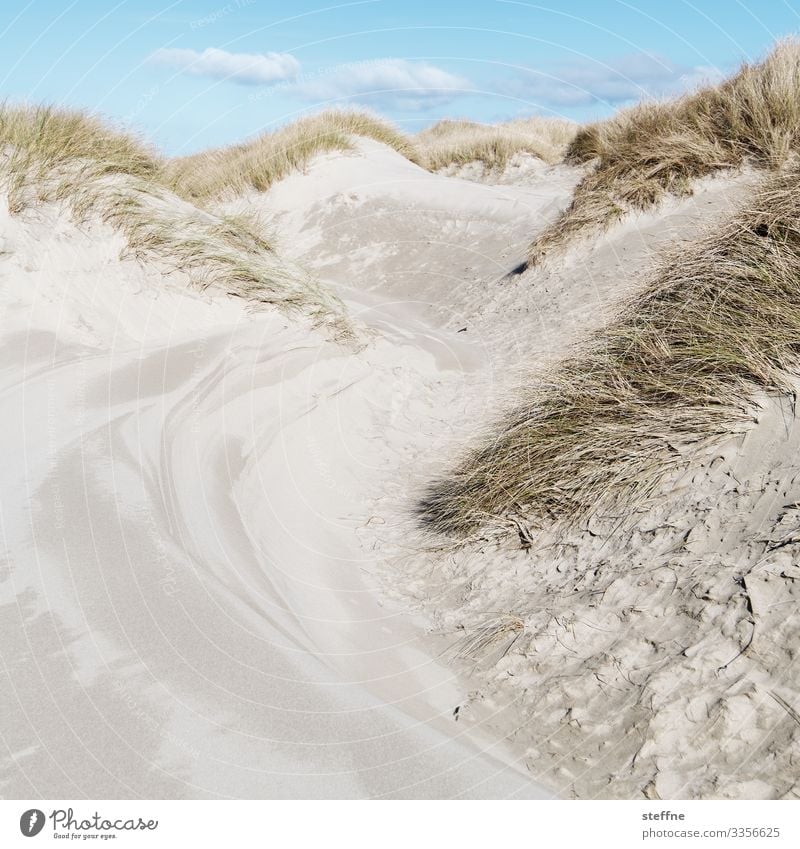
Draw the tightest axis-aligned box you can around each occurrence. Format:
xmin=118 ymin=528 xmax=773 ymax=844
xmin=2 ymin=138 xmax=793 ymax=800
xmin=0 ymin=188 xmax=550 ymax=798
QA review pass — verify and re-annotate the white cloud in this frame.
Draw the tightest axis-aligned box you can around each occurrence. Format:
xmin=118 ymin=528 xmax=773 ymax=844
xmin=289 ymin=59 xmax=470 ymax=110
xmin=676 ymin=64 xmax=725 ymax=92
xmin=149 ymin=47 xmax=300 ymax=85
xmin=497 ymin=53 xmax=724 ymax=107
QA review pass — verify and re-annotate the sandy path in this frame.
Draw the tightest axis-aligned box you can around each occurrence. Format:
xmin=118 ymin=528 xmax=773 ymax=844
xmin=0 ymin=208 xmax=548 ymax=796
xmin=239 ymin=142 xmax=797 ymax=799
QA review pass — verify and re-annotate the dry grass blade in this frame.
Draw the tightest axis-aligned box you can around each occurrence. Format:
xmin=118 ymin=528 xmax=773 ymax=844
xmin=770 ymin=691 xmax=800 ymax=726
xmin=453 ymin=614 xmax=525 ymax=662
xmin=420 ymin=162 xmax=800 ymax=536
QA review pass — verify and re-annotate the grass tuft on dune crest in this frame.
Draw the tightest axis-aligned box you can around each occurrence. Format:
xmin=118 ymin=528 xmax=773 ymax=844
xmin=166 ymin=109 xmax=420 ymax=201
xmin=167 ymin=110 xmax=574 ymax=201
xmin=416 ymin=117 xmax=576 ymax=171
xmin=0 ymin=103 xmax=160 ymax=210
xmin=420 ymin=161 xmax=800 ymax=537
xmin=529 ymin=38 xmax=800 ymax=265
xmin=0 ymin=103 xmax=350 ymax=332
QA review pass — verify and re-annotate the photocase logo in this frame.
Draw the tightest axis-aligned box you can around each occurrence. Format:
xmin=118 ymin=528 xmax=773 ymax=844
xmin=19 ymin=809 xmax=45 ymax=837
xmin=16 ymin=806 xmax=159 ymax=838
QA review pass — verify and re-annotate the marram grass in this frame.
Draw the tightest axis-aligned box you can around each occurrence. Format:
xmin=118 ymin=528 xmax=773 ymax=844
xmin=416 ymin=117 xmax=575 ymax=172
xmin=420 ymin=162 xmax=800 ymax=536
xmin=0 ymin=103 xmax=349 ymax=333
xmin=166 ymin=109 xmax=421 ymax=201
xmin=529 ymin=38 xmax=800 ymax=265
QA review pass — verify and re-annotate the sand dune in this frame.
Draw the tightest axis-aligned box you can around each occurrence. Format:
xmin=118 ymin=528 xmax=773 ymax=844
xmin=0 ymin=174 xmax=552 ymax=799
xmin=3 ymin=84 xmax=799 ymax=802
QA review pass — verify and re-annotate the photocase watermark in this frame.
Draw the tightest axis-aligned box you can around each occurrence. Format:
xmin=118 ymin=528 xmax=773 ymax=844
xmin=306 ymin=431 xmax=356 ymax=501
xmin=190 ymin=0 xmax=257 ymax=30
xmin=19 ymin=809 xmax=45 ymax=837
xmin=19 ymin=806 xmax=158 ymax=838
xmin=113 ymin=679 xmax=202 ymax=760
xmin=246 ymin=58 xmax=399 ymax=103
xmin=46 ymin=374 xmax=66 ymax=531
xmin=122 ymin=84 xmax=160 ymax=125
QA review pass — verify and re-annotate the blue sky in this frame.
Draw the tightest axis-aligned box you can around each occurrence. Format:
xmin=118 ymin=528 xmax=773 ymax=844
xmin=2 ymin=0 xmax=799 ymax=154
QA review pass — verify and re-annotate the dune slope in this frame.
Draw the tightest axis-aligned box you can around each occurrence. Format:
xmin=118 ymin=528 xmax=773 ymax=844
xmin=210 ymin=139 xmax=796 ymax=798
xmin=0 ymin=162 xmax=558 ymax=796
xmin=529 ymin=38 xmax=800 ymax=266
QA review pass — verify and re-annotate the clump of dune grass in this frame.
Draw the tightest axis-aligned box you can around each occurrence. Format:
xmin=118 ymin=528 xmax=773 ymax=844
xmin=166 ymin=109 xmax=420 ymax=202
xmin=167 ymin=110 xmax=573 ymax=201
xmin=454 ymin=614 xmax=525 ymax=663
xmin=422 ymin=117 xmax=575 ymax=169
xmin=420 ymin=162 xmax=800 ymax=537
xmin=529 ymin=38 xmax=800 ymax=265
xmin=85 ymin=178 xmax=346 ymax=329
xmin=0 ymin=103 xmax=349 ymax=332
xmin=416 ymin=116 xmax=575 ymax=172
xmin=0 ymin=103 xmax=161 ymax=211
